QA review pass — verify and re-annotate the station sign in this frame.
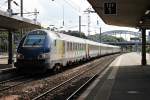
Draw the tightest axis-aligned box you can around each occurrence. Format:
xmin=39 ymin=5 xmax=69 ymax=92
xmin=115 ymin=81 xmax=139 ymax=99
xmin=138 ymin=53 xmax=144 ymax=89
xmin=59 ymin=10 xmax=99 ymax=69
xmin=104 ymin=2 xmax=116 ymax=15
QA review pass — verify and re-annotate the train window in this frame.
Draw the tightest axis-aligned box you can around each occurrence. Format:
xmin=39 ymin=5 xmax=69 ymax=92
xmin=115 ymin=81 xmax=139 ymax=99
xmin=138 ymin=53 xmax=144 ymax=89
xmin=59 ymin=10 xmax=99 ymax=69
xmin=54 ymin=40 xmax=56 ymax=46
xmin=69 ymin=42 xmax=70 ymax=51
xmin=68 ymin=42 xmax=69 ymax=51
xmin=72 ymin=43 xmax=75 ymax=50
xmin=73 ymin=43 xmax=75 ymax=50
xmin=70 ymin=42 xmax=72 ymax=51
xmin=72 ymin=42 xmax=73 ymax=51
xmin=66 ymin=42 xmax=68 ymax=51
xmin=30 ymin=30 xmax=46 ymax=35
xmin=79 ymin=44 xmax=80 ymax=50
xmin=72 ymin=43 xmax=73 ymax=51
xmin=23 ymin=34 xmax=46 ymax=47
xmin=75 ymin=43 xmax=77 ymax=50
xmin=76 ymin=43 xmax=77 ymax=50
xmin=79 ymin=44 xmax=81 ymax=50
xmin=69 ymin=42 xmax=71 ymax=51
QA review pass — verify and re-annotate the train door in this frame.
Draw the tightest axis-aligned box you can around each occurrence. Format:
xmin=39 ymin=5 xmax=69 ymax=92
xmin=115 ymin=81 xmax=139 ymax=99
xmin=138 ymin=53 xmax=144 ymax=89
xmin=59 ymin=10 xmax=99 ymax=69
xmin=86 ymin=44 xmax=89 ymax=58
xmin=99 ymin=44 xmax=101 ymax=56
xmin=56 ymin=40 xmax=65 ymax=59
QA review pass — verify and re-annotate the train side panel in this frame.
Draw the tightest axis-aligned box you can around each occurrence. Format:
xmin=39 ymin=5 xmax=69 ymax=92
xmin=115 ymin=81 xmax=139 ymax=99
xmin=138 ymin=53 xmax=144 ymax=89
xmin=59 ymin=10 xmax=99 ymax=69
xmin=15 ymin=29 xmax=121 ymax=73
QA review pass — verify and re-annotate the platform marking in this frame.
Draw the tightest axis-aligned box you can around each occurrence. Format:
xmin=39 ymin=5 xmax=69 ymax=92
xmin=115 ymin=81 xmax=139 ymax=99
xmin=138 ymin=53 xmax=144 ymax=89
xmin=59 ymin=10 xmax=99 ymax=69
xmin=77 ymin=56 xmax=121 ymax=100
xmin=127 ymin=91 xmax=140 ymax=94
xmin=107 ymin=56 xmax=122 ymax=79
xmin=88 ymin=56 xmax=122 ymax=100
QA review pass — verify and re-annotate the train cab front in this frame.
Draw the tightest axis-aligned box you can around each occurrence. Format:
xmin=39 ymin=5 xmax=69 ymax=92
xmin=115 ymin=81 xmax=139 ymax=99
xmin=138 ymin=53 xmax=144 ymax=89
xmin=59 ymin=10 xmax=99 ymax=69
xmin=14 ymin=30 xmax=51 ymax=72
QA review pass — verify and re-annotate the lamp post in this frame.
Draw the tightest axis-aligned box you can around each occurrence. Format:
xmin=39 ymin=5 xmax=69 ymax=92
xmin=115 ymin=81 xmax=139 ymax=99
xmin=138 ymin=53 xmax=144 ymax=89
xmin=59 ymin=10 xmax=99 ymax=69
xmin=7 ymin=0 xmax=12 ymax=16
xmin=7 ymin=0 xmax=23 ymax=17
xmin=84 ymin=8 xmax=95 ymax=36
xmin=52 ymin=0 xmax=65 ymax=27
xmin=79 ymin=16 xmax=81 ymax=37
xmin=20 ymin=0 xmax=23 ymax=17
xmin=62 ymin=5 xmax=64 ymax=26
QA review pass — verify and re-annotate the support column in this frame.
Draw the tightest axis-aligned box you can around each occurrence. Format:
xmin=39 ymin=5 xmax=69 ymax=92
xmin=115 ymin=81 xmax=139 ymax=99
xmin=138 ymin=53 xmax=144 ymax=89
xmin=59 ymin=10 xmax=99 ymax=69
xmin=20 ymin=0 xmax=23 ymax=17
xmin=99 ymin=27 xmax=101 ymax=55
xmin=141 ymin=28 xmax=146 ymax=65
xmin=8 ymin=0 xmax=11 ymax=9
xmin=79 ymin=16 xmax=81 ymax=37
xmin=8 ymin=30 xmax=13 ymax=64
xmin=7 ymin=0 xmax=12 ymax=16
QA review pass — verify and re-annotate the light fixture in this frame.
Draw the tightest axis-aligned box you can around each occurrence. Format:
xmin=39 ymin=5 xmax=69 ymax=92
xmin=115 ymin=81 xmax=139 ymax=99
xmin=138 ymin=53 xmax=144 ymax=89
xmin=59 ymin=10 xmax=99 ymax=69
xmin=139 ymin=20 xmax=143 ymax=24
xmin=145 ymin=10 xmax=150 ymax=15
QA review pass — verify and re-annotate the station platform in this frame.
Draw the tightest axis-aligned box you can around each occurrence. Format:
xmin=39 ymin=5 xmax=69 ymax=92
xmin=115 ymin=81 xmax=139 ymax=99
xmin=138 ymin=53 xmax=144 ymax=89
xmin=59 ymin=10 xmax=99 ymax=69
xmin=0 ymin=55 xmax=15 ymax=71
xmin=78 ymin=52 xmax=150 ymax=100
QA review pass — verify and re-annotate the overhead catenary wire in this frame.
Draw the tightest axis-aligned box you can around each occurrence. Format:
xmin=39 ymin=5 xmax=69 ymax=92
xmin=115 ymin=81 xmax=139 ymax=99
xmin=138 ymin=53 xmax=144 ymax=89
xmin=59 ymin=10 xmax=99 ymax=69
xmin=9 ymin=0 xmax=39 ymax=20
xmin=0 ymin=0 xmax=8 ymax=9
xmin=0 ymin=0 xmax=32 ymax=16
xmin=63 ymin=0 xmax=81 ymax=15
xmin=63 ymin=0 xmax=80 ymax=11
xmin=50 ymin=0 xmax=83 ymax=28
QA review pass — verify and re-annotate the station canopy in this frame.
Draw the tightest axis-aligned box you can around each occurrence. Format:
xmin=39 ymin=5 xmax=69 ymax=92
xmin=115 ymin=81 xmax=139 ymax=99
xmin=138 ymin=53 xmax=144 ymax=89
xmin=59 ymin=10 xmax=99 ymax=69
xmin=88 ymin=0 xmax=150 ymax=29
xmin=0 ymin=9 xmax=41 ymax=30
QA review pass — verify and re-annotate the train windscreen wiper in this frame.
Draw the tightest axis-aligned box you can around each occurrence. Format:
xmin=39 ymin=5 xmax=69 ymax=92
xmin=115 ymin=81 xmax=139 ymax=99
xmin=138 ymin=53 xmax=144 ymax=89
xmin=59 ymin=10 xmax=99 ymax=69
xmin=32 ymin=39 xmax=42 ymax=46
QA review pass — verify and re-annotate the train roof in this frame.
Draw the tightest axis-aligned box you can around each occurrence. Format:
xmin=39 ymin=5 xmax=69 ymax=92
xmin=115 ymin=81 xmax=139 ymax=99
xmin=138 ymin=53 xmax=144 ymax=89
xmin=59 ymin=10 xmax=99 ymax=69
xmin=59 ymin=32 xmax=86 ymax=44
xmin=34 ymin=29 xmax=120 ymax=48
xmin=42 ymin=29 xmax=85 ymax=44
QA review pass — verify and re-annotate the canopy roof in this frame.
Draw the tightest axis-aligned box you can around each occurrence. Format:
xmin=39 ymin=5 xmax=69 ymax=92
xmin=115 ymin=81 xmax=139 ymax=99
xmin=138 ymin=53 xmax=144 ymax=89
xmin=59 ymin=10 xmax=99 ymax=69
xmin=0 ymin=10 xmax=41 ymax=30
xmin=88 ymin=0 xmax=150 ymax=29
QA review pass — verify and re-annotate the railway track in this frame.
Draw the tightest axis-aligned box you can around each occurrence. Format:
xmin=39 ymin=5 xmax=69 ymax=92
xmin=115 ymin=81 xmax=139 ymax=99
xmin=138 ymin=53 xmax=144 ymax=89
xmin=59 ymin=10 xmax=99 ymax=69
xmin=0 ymin=57 xmax=101 ymax=100
xmin=0 ymin=75 xmax=24 ymax=84
xmin=32 ymin=54 xmax=118 ymax=100
xmin=66 ymin=55 xmax=116 ymax=100
xmin=0 ymin=75 xmax=33 ymax=92
xmin=0 ymin=54 xmax=119 ymax=100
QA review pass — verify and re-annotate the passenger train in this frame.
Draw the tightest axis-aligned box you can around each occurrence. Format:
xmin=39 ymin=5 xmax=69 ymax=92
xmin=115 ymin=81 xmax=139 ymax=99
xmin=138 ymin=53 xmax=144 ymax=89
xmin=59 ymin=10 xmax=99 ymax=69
xmin=14 ymin=29 xmax=120 ymax=72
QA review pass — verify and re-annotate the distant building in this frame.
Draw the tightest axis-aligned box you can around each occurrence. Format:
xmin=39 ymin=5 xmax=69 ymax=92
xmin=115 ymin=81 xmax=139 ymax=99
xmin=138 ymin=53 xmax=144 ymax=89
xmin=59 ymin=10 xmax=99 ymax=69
xmin=102 ymin=30 xmax=140 ymax=41
xmin=130 ymin=37 xmax=140 ymax=42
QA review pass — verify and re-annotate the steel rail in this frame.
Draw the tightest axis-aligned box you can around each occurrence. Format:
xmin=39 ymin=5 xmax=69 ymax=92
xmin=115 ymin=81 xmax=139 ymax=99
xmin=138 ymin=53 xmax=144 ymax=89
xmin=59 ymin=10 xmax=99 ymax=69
xmin=0 ymin=78 xmax=33 ymax=92
xmin=0 ymin=75 xmax=25 ymax=84
xmin=66 ymin=56 xmax=116 ymax=100
xmin=32 ymin=56 xmax=112 ymax=100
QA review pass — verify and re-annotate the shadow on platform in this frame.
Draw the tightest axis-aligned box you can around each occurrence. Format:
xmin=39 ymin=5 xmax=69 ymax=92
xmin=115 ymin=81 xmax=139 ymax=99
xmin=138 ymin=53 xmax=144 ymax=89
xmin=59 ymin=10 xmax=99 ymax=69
xmin=110 ymin=65 xmax=150 ymax=100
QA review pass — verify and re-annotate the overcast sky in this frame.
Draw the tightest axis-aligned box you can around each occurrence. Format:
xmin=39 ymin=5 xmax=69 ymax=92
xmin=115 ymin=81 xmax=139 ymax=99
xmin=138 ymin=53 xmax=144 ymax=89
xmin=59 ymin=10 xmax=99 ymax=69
xmin=0 ymin=0 xmax=139 ymax=35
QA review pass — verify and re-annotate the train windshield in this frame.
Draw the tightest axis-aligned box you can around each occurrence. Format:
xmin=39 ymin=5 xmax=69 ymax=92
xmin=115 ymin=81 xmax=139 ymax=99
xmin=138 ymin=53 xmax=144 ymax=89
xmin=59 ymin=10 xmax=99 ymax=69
xmin=23 ymin=31 xmax=46 ymax=47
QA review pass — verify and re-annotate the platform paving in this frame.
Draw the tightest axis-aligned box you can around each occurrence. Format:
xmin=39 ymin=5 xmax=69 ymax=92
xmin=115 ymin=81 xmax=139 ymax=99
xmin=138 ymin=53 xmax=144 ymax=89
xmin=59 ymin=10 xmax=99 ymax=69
xmin=0 ymin=55 xmax=15 ymax=70
xmin=78 ymin=52 xmax=150 ymax=100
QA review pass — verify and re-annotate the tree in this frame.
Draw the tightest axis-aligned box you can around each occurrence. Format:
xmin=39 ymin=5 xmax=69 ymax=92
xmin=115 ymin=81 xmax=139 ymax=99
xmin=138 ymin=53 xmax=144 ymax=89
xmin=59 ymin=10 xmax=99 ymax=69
xmin=63 ymin=30 xmax=87 ymax=39
xmin=87 ymin=34 xmax=126 ymax=43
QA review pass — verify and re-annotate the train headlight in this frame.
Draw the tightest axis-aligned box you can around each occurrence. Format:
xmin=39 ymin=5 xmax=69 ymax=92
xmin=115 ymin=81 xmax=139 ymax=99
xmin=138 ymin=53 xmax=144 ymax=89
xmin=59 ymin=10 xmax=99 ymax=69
xmin=16 ymin=53 xmax=24 ymax=59
xmin=38 ymin=53 xmax=50 ymax=59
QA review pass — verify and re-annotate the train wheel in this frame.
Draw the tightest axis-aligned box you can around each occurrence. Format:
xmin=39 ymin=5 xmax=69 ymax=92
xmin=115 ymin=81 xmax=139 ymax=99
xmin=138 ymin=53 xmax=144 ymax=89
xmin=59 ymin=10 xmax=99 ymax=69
xmin=53 ymin=64 xmax=62 ymax=73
